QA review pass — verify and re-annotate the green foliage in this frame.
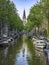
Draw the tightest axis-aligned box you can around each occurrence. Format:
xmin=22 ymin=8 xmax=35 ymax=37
xmin=27 ymin=3 xmax=44 ymax=31
xmin=24 ymin=21 xmax=34 ymax=31
xmin=41 ymin=0 xmax=49 ymax=19
xmin=41 ymin=0 xmax=49 ymax=36
xmin=0 ymin=0 xmax=23 ymax=32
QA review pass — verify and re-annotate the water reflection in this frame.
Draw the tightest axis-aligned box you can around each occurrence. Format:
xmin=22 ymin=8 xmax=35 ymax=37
xmin=0 ymin=36 xmax=49 ymax=65
xmin=15 ymin=37 xmax=28 ymax=65
xmin=44 ymin=51 xmax=49 ymax=65
xmin=0 ymin=37 xmax=23 ymax=65
xmin=26 ymin=39 xmax=41 ymax=65
xmin=35 ymin=50 xmax=47 ymax=65
xmin=47 ymin=52 xmax=49 ymax=63
xmin=22 ymin=43 xmax=25 ymax=57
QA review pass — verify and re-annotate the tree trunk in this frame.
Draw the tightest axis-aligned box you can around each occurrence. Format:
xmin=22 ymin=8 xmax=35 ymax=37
xmin=38 ymin=26 xmax=39 ymax=33
xmin=47 ymin=22 xmax=49 ymax=37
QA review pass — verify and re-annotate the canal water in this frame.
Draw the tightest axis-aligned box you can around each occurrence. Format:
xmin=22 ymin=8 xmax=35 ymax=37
xmin=0 ymin=36 xmax=49 ymax=65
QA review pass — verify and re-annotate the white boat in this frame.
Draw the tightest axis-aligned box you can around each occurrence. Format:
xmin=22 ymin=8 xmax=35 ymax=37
xmin=33 ymin=40 xmax=46 ymax=51
xmin=8 ymin=38 xmax=11 ymax=42
xmin=32 ymin=38 xmax=37 ymax=41
xmin=2 ymin=40 xmax=8 ymax=44
xmin=0 ymin=40 xmax=9 ymax=47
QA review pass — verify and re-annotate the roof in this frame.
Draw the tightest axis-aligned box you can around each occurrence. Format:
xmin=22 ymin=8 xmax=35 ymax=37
xmin=23 ymin=9 xmax=26 ymax=19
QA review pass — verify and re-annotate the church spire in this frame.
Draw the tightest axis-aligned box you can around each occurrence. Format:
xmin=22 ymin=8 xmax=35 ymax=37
xmin=23 ymin=9 xmax=26 ymax=19
xmin=23 ymin=9 xmax=27 ymax=26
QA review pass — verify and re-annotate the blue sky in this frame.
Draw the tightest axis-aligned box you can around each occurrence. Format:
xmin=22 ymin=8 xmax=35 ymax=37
xmin=10 ymin=0 xmax=40 ymax=19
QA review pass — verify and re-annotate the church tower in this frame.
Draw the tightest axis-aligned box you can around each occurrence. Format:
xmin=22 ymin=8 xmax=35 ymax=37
xmin=23 ymin=9 xmax=27 ymax=26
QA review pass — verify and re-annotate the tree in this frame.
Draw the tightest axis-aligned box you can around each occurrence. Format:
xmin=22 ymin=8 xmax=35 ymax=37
xmin=24 ymin=21 xmax=34 ymax=31
xmin=0 ymin=0 xmax=23 ymax=36
xmin=27 ymin=3 xmax=44 ymax=35
xmin=41 ymin=0 xmax=49 ymax=37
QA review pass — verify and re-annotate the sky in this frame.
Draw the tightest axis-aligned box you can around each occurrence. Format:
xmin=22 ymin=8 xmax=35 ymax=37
xmin=10 ymin=0 xmax=40 ymax=19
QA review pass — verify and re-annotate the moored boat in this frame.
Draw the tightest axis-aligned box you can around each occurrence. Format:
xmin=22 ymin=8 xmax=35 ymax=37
xmin=33 ymin=40 xmax=46 ymax=52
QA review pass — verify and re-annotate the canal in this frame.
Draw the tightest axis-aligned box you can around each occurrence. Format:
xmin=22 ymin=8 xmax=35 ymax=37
xmin=0 ymin=36 xmax=49 ymax=65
